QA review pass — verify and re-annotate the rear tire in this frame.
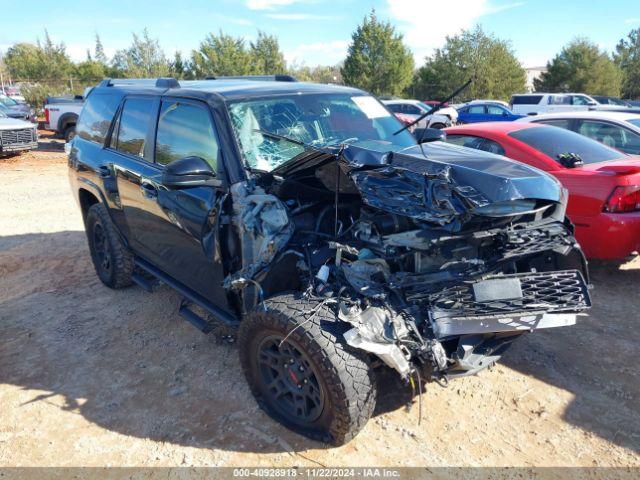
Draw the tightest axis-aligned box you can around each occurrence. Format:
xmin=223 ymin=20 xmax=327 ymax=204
xmin=64 ymin=125 xmax=76 ymax=142
xmin=85 ymin=203 xmax=133 ymax=289
xmin=238 ymin=293 xmax=377 ymax=445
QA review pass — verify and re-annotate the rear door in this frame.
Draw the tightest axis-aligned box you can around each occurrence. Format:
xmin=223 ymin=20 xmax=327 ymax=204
xmin=107 ymin=96 xmax=161 ymax=256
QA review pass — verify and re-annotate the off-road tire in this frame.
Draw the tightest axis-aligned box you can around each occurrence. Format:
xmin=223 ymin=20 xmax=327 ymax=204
xmin=85 ymin=203 xmax=134 ymax=289
xmin=238 ymin=293 xmax=377 ymax=445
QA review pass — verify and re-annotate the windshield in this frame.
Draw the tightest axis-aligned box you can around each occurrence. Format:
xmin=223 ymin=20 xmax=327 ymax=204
xmin=509 ymin=126 xmax=622 ymax=164
xmin=0 ymin=95 xmax=18 ymax=107
xmin=418 ymin=102 xmax=435 ymax=112
xmin=0 ymin=109 xmax=6 ymax=118
xmin=228 ymin=93 xmax=416 ymax=172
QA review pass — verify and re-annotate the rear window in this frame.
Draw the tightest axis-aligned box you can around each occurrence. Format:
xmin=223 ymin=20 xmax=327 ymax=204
xmin=510 ymin=95 xmax=543 ymax=105
xmin=113 ymin=98 xmax=155 ymax=158
xmin=509 ymin=126 xmax=622 ymax=165
xmin=77 ymin=93 xmax=120 ymax=145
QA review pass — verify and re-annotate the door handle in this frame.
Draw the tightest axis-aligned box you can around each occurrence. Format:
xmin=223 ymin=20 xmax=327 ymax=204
xmin=140 ymin=182 xmax=158 ymax=199
xmin=96 ymin=165 xmax=111 ymax=178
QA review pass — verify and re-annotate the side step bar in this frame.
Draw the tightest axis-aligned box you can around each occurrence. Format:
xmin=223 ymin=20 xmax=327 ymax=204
xmin=131 ymin=272 xmax=162 ymax=293
xmin=179 ymin=303 xmax=213 ymax=334
xmin=133 ymin=257 xmax=240 ymax=328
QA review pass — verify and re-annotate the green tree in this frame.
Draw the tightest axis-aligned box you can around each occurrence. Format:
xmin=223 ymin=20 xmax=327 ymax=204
xmin=94 ymin=33 xmax=108 ymax=64
xmin=289 ymin=62 xmax=342 ymax=83
xmin=341 ymin=10 xmax=414 ymax=96
xmin=75 ymin=59 xmax=106 ymax=81
xmin=535 ymin=38 xmax=621 ymax=95
xmin=112 ymin=29 xmax=170 ymax=77
xmin=250 ymin=31 xmax=286 ymax=74
xmin=4 ymin=31 xmax=73 ymax=81
xmin=170 ymin=51 xmax=192 ymax=79
xmin=412 ymin=25 xmax=525 ymax=101
xmin=615 ymin=28 xmax=640 ymax=99
xmin=191 ymin=32 xmax=252 ymax=77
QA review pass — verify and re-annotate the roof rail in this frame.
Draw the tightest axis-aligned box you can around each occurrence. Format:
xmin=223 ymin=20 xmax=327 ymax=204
xmin=98 ymin=77 xmax=180 ymax=89
xmin=204 ymin=74 xmax=297 ymax=82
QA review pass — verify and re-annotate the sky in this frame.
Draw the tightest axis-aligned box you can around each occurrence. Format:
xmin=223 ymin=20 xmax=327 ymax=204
xmin=2 ymin=0 xmax=639 ymax=68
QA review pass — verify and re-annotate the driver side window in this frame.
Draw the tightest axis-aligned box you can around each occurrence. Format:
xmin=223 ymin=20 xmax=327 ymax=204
xmin=155 ymin=101 xmax=220 ymax=169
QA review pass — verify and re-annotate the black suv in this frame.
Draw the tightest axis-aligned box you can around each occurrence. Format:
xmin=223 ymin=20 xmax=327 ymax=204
xmin=69 ymin=76 xmax=591 ymax=444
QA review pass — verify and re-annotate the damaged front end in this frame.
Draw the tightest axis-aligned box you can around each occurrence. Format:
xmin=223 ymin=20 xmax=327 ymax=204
xmin=223 ymin=140 xmax=591 ymax=382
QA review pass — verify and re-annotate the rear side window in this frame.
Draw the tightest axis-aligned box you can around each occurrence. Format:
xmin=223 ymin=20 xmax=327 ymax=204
xmin=76 ymin=93 xmax=120 ymax=144
xmin=548 ymin=95 xmax=571 ymax=105
xmin=155 ymin=101 xmax=219 ymax=169
xmin=576 ymin=120 xmax=640 ymax=155
xmin=510 ymin=95 xmax=543 ymax=105
xmin=113 ymin=98 xmax=154 ymax=158
xmin=535 ymin=119 xmax=572 ymax=129
xmin=446 ymin=134 xmax=506 ymax=155
xmin=509 ymin=126 xmax=622 ymax=165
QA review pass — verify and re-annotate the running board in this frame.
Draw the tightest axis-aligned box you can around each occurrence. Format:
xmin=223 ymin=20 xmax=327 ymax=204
xmin=133 ymin=256 xmax=240 ymax=328
xmin=131 ymin=272 xmax=162 ymax=293
xmin=179 ymin=303 xmax=214 ymax=334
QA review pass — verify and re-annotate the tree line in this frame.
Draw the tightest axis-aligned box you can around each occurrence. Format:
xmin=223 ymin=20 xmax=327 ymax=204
xmin=2 ymin=11 xmax=640 ymax=109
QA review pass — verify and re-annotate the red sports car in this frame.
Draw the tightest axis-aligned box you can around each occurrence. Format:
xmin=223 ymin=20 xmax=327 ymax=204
xmin=444 ymin=122 xmax=640 ymax=260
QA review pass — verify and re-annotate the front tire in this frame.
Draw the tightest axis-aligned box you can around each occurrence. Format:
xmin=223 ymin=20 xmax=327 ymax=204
xmin=430 ymin=122 xmax=446 ymax=129
xmin=238 ymin=293 xmax=377 ymax=445
xmin=85 ymin=203 xmax=133 ymax=289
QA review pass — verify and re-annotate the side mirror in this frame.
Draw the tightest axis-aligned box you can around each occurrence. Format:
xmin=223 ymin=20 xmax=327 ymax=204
xmin=162 ymin=156 xmax=221 ymax=188
xmin=414 ymin=127 xmax=446 ymax=144
xmin=502 ymin=111 xmax=509 ymax=116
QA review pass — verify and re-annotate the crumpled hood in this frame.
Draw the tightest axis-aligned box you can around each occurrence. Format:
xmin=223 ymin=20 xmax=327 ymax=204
xmin=273 ymin=140 xmax=563 ymax=231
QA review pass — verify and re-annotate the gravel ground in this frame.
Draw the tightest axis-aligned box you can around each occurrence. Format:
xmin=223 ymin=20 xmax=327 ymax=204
xmin=0 ymin=139 xmax=639 ymax=467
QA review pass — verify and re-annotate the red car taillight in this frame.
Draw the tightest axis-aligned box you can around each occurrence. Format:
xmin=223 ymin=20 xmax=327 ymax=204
xmin=44 ymin=107 xmax=49 ymax=124
xmin=604 ymin=186 xmax=640 ymax=213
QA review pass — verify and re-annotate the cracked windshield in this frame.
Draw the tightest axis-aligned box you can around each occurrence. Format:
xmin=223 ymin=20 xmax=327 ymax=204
xmin=228 ymin=93 xmax=416 ymax=171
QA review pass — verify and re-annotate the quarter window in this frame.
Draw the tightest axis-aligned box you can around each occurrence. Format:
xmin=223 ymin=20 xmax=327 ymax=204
xmin=77 ymin=93 xmax=120 ymax=145
xmin=114 ymin=98 xmax=154 ymax=158
xmin=155 ymin=101 xmax=219 ymax=169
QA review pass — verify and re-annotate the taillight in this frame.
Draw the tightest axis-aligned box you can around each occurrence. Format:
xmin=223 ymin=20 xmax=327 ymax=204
xmin=44 ymin=107 xmax=49 ymax=124
xmin=604 ymin=185 xmax=640 ymax=213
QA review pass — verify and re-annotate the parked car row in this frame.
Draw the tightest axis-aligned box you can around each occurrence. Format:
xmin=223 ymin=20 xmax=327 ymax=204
xmin=444 ymin=120 xmax=640 ymax=260
xmin=382 ymin=99 xmax=458 ymax=129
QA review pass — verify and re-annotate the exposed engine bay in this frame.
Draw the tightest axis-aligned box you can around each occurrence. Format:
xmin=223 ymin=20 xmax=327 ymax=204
xmin=222 ymin=141 xmax=591 ymax=381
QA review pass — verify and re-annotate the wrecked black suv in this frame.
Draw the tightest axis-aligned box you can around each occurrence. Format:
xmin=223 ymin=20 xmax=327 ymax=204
xmin=69 ymin=76 xmax=591 ymax=445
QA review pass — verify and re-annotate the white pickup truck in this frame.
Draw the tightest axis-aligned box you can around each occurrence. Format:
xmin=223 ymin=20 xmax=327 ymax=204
xmin=44 ymin=87 xmax=92 ymax=142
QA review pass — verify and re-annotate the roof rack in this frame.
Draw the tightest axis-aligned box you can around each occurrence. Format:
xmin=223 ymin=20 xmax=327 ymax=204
xmin=203 ymin=74 xmax=297 ymax=82
xmin=98 ymin=77 xmax=180 ymax=89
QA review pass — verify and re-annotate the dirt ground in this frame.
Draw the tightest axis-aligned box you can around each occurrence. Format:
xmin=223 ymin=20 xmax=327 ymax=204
xmin=0 ymin=136 xmax=639 ymax=468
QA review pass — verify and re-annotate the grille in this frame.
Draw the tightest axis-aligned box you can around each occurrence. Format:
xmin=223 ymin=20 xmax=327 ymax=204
xmin=0 ymin=128 xmax=35 ymax=145
xmin=429 ymin=270 xmax=590 ymax=320
xmin=500 ymin=223 xmax=574 ymax=259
